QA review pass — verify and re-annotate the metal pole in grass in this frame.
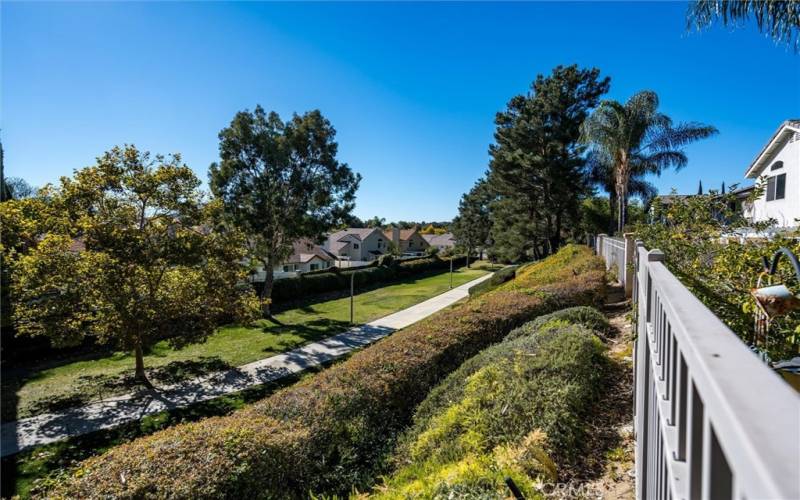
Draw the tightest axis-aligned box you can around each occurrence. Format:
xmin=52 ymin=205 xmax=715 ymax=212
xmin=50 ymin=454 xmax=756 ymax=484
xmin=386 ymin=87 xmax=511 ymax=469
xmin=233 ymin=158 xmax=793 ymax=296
xmin=449 ymin=257 xmax=453 ymax=289
xmin=350 ymin=271 xmax=355 ymax=325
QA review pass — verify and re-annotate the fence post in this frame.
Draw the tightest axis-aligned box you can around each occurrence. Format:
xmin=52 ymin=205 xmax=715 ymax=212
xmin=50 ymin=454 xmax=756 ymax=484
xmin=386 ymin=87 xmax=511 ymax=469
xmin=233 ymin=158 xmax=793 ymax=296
xmin=596 ymin=233 xmax=606 ymax=256
xmin=623 ymin=233 xmax=635 ymax=298
xmin=634 ymin=248 xmax=665 ymax=500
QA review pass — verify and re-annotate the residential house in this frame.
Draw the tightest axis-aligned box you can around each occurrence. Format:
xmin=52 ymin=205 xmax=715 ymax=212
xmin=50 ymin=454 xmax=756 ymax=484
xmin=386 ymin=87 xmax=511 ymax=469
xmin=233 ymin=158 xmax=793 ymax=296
xmin=325 ymin=227 xmax=388 ymax=263
xmin=422 ymin=232 xmax=456 ymax=252
xmin=384 ymin=226 xmax=430 ymax=255
xmin=248 ymin=239 xmax=334 ymax=282
xmin=275 ymin=238 xmax=335 ymax=273
xmin=743 ymin=120 xmax=800 ymax=228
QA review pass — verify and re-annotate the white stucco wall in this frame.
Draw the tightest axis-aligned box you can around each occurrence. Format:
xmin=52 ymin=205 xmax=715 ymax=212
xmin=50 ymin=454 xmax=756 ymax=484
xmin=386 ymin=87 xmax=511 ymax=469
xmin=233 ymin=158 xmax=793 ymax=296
xmin=749 ymin=138 xmax=800 ymax=227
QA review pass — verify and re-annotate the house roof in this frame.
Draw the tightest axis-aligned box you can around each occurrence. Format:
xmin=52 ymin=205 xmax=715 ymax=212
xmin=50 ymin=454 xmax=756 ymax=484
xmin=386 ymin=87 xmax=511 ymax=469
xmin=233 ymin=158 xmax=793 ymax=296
xmin=285 ymin=238 xmax=333 ymax=264
xmin=326 ymin=227 xmax=382 ymax=254
xmin=383 ymin=227 xmax=421 ymax=241
xmin=422 ymin=232 xmax=456 ymax=246
xmin=744 ymin=120 xmax=800 ymax=179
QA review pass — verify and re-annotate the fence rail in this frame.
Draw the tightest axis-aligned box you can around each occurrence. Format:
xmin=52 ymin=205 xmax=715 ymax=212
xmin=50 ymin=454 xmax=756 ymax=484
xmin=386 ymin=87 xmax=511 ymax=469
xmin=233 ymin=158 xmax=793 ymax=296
xmin=595 ymin=233 xmax=634 ymax=296
xmin=630 ymin=243 xmax=800 ymax=500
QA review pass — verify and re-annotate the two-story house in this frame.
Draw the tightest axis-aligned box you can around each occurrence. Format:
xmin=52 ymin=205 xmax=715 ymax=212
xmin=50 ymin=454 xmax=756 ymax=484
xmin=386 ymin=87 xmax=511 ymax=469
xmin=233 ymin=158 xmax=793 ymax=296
xmin=325 ymin=227 xmax=389 ymax=262
xmin=422 ymin=232 xmax=456 ymax=252
xmin=384 ymin=226 xmax=430 ymax=255
xmin=744 ymin=120 xmax=800 ymax=228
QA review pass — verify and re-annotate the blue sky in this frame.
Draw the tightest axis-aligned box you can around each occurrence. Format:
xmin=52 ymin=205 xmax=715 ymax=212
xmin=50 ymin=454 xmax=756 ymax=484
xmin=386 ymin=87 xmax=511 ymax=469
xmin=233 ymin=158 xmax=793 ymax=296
xmin=3 ymin=2 xmax=799 ymax=222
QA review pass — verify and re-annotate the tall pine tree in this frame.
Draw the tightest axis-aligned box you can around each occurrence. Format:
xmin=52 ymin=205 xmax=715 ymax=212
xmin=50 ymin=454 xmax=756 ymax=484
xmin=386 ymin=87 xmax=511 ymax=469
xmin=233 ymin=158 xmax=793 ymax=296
xmin=487 ymin=65 xmax=609 ymax=256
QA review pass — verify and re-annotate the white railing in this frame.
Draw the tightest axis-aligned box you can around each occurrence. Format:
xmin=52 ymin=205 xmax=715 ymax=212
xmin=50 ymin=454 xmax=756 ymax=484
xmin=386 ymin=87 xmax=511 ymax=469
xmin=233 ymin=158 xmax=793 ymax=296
xmin=595 ymin=233 xmax=635 ymax=297
xmin=632 ymin=242 xmax=800 ymax=500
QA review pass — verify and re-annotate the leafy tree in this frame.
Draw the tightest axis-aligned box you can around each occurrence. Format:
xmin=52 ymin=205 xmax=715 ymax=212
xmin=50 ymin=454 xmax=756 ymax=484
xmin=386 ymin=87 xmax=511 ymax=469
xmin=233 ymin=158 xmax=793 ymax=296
xmin=364 ymin=216 xmax=386 ymax=228
xmin=452 ymin=178 xmax=493 ymax=266
xmin=4 ymin=177 xmax=36 ymax=199
xmin=488 ymin=65 xmax=610 ymax=254
xmin=581 ymin=90 xmax=717 ymax=233
xmin=6 ymin=146 xmax=258 ymax=384
xmin=687 ymin=0 xmax=800 ymax=51
xmin=210 ymin=106 xmax=361 ymax=315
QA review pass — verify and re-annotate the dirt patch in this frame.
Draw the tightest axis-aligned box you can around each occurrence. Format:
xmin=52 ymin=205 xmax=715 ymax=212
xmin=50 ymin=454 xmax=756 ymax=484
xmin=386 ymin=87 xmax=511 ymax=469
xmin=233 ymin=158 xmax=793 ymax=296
xmin=548 ymin=283 xmax=635 ymax=499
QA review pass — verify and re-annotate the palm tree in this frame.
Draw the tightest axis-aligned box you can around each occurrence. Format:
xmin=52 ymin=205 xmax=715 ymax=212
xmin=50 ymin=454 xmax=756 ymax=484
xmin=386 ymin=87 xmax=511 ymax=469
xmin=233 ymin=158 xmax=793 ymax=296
xmin=587 ymin=152 xmax=658 ymax=233
xmin=687 ymin=0 xmax=800 ymax=52
xmin=581 ymin=91 xmax=717 ymax=233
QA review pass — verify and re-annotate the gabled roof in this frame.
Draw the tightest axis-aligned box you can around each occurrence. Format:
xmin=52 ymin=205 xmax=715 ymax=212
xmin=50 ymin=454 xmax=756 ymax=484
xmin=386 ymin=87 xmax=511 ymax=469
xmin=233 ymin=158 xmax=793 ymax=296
xmin=423 ymin=232 xmax=456 ymax=246
xmin=384 ymin=227 xmax=422 ymax=241
xmin=285 ymin=238 xmax=333 ymax=264
xmin=744 ymin=120 xmax=800 ymax=179
xmin=326 ymin=227 xmax=383 ymax=254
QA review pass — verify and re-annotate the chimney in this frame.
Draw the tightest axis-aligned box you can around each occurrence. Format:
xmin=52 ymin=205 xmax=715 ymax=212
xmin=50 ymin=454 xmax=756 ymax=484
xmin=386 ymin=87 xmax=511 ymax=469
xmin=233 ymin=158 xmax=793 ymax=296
xmin=391 ymin=225 xmax=400 ymax=246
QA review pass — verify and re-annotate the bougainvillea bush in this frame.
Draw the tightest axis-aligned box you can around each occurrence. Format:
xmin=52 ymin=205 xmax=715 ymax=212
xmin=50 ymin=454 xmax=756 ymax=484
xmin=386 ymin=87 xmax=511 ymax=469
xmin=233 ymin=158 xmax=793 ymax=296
xmin=368 ymin=310 xmax=608 ymax=499
xmin=42 ymin=245 xmax=604 ymax=499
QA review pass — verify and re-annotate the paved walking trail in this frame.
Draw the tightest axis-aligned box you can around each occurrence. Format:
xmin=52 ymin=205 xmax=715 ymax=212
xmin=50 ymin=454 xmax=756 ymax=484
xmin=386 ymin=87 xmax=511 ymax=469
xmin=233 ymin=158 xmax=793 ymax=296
xmin=1 ymin=272 xmax=493 ymax=456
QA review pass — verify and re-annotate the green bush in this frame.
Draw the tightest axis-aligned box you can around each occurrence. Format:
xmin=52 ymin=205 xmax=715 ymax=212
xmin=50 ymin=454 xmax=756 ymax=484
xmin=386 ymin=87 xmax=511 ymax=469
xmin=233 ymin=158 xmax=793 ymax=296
xmin=505 ymin=306 xmax=610 ymax=341
xmin=45 ymin=245 xmax=605 ymax=499
xmin=468 ymin=264 xmax=519 ymax=296
xmin=373 ymin=315 xmax=608 ymax=499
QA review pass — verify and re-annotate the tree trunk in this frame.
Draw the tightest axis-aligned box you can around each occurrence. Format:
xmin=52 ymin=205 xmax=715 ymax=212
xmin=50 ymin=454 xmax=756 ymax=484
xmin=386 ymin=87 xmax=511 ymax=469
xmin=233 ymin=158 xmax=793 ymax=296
xmin=134 ymin=341 xmax=152 ymax=388
xmin=615 ymin=153 xmax=629 ymax=235
xmin=261 ymin=263 xmax=275 ymax=318
xmin=608 ymin=191 xmax=618 ymax=235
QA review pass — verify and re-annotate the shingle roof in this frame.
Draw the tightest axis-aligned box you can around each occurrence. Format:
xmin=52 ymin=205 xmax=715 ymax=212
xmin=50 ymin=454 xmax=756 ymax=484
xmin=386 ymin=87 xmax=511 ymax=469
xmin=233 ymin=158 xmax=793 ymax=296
xmin=422 ymin=233 xmax=456 ymax=246
xmin=326 ymin=228 xmax=381 ymax=253
xmin=383 ymin=227 xmax=420 ymax=241
xmin=285 ymin=238 xmax=333 ymax=264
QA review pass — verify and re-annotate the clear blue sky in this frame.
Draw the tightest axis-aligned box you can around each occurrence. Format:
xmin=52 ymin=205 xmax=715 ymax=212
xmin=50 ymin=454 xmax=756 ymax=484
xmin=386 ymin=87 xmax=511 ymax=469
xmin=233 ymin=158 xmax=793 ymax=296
xmin=3 ymin=2 xmax=799 ymax=222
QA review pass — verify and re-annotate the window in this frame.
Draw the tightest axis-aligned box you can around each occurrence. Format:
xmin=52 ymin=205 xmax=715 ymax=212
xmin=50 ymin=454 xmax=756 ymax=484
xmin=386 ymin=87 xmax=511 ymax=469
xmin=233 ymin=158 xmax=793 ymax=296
xmin=766 ymin=173 xmax=786 ymax=201
xmin=283 ymin=265 xmax=289 ymax=272
xmin=353 ymin=243 xmax=359 ymax=249
xmin=310 ymin=263 xmax=319 ymax=271
xmin=770 ymin=161 xmax=784 ymax=171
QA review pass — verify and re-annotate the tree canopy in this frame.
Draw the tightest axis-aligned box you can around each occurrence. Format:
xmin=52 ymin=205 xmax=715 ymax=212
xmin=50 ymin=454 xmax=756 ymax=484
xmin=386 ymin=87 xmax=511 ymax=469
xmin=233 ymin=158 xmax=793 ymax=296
xmin=581 ymin=90 xmax=717 ymax=233
xmin=209 ymin=106 xmax=361 ymax=314
xmin=4 ymin=146 xmax=258 ymax=383
xmin=487 ymin=64 xmax=610 ymax=258
xmin=687 ymin=0 xmax=800 ymax=52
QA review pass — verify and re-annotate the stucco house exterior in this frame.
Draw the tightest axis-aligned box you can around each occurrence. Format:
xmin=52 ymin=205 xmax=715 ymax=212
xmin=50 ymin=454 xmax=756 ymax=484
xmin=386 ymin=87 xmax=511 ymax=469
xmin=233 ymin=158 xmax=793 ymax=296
xmin=743 ymin=120 xmax=800 ymax=228
xmin=422 ymin=232 xmax=456 ymax=252
xmin=384 ymin=226 xmax=430 ymax=255
xmin=325 ymin=227 xmax=389 ymax=262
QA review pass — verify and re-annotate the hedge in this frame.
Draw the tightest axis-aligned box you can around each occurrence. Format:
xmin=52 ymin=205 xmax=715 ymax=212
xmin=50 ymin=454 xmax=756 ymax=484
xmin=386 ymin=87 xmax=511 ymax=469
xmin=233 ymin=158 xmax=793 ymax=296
xmin=44 ymin=245 xmax=604 ymax=499
xmin=265 ymin=256 xmax=469 ymax=303
xmin=373 ymin=313 xmax=608 ymax=499
xmin=505 ymin=305 xmax=610 ymax=341
xmin=468 ymin=264 xmax=520 ymax=297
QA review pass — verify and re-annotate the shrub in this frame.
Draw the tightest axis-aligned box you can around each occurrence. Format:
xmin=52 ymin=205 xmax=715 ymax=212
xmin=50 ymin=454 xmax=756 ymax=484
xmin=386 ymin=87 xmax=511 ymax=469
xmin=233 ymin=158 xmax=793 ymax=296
xmin=372 ymin=316 xmax=608 ymax=499
xmin=45 ymin=245 xmax=604 ymax=499
xmin=505 ymin=306 xmax=610 ymax=341
xmin=468 ymin=264 xmax=519 ymax=296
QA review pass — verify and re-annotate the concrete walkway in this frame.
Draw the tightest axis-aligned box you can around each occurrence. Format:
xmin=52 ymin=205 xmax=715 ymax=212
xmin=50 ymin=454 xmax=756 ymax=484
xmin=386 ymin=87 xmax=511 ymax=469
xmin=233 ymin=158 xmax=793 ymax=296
xmin=1 ymin=272 xmax=493 ymax=456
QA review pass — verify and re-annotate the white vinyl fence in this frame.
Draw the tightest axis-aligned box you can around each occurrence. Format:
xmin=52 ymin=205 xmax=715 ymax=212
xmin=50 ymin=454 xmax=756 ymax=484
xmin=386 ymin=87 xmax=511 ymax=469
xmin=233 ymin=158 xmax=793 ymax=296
xmin=631 ymin=242 xmax=800 ymax=500
xmin=595 ymin=233 xmax=635 ymax=296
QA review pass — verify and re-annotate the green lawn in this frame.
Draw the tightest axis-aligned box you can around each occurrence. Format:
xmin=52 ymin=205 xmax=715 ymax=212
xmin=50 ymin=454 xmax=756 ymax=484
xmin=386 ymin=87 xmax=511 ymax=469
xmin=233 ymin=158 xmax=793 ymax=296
xmin=3 ymin=265 xmax=490 ymax=421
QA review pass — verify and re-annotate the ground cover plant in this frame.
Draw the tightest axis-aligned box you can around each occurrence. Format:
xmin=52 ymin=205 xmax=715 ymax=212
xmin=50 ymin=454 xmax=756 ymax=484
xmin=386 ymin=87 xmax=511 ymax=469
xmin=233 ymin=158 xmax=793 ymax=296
xmin=41 ymin=245 xmax=604 ymax=499
xmin=368 ymin=310 xmax=608 ymax=499
xmin=3 ymin=266 xmax=487 ymax=422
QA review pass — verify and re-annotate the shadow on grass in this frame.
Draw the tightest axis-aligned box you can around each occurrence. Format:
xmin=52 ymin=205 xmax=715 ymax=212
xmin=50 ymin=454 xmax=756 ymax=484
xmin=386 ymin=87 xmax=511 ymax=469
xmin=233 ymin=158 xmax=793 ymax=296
xmin=2 ymin=357 xmax=236 ymax=423
xmin=0 ymin=361 xmax=332 ymax=499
